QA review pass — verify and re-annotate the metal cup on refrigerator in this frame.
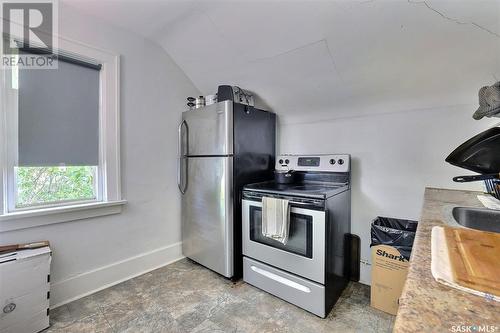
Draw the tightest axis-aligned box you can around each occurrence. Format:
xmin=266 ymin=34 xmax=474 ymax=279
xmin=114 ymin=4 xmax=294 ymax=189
xmin=195 ymin=96 xmax=205 ymax=109
xmin=205 ymin=94 xmax=217 ymax=106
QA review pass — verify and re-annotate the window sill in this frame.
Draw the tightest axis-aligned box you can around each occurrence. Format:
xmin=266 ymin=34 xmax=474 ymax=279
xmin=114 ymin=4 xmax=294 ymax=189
xmin=0 ymin=200 xmax=127 ymax=232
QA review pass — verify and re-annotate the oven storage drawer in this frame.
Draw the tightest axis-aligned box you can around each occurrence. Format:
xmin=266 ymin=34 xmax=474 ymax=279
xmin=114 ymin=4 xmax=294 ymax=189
xmin=243 ymin=257 xmax=326 ymax=318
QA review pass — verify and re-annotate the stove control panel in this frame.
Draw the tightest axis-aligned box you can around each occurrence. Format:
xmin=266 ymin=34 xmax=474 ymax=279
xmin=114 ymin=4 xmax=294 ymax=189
xmin=276 ymin=154 xmax=350 ymax=173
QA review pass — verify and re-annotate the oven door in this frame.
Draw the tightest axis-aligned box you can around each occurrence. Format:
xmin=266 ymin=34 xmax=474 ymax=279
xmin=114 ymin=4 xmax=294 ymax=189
xmin=242 ymin=197 xmax=326 ymax=284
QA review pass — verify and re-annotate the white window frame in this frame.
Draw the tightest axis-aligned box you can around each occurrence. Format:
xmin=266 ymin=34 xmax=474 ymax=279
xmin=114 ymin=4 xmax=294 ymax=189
xmin=0 ymin=35 xmax=125 ymax=232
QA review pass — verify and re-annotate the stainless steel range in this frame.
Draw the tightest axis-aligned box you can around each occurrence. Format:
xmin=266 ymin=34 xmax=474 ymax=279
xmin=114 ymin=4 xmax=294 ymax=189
xmin=242 ymin=154 xmax=351 ymax=318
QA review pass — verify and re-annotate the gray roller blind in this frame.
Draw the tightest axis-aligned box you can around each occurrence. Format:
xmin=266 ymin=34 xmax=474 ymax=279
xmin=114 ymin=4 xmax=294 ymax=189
xmin=18 ymin=58 xmax=100 ymax=166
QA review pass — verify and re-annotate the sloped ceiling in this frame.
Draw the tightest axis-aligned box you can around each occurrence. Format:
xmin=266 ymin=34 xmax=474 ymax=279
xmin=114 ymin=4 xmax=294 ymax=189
xmin=62 ymin=0 xmax=500 ymax=122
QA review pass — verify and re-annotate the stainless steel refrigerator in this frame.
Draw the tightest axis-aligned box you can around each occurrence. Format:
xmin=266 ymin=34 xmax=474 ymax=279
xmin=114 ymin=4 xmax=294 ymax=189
xmin=178 ymin=100 xmax=276 ymax=278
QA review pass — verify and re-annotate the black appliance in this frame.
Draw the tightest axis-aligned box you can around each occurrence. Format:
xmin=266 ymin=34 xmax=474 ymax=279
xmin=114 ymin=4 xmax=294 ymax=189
xmin=446 ymin=126 xmax=500 ymax=199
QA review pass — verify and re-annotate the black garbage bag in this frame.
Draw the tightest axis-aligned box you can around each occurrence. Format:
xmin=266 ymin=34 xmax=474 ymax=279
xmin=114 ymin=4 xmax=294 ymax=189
xmin=370 ymin=217 xmax=418 ymax=261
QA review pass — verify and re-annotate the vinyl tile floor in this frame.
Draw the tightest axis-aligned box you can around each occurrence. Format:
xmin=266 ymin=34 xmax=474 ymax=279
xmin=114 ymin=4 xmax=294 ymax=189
xmin=45 ymin=258 xmax=395 ymax=333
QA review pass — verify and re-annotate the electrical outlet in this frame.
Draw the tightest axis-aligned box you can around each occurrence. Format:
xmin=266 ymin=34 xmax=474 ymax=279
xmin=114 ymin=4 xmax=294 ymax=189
xmin=360 ymin=259 xmax=371 ymax=266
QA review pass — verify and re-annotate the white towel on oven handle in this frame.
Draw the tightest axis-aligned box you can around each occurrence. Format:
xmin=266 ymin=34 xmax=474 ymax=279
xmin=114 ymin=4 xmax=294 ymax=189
xmin=261 ymin=197 xmax=290 ymax=245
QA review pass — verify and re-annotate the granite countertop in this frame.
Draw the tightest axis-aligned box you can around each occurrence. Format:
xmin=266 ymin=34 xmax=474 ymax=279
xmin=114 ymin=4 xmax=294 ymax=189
xmin=393 ymin=188 xmax=500 ymax=332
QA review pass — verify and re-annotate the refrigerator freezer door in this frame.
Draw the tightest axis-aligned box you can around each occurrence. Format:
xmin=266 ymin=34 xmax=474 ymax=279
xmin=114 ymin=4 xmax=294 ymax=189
xmin=181 ymin=156 xmax=234 ymax=277
xmin=181 ymin=101 xmax=233 ymax=157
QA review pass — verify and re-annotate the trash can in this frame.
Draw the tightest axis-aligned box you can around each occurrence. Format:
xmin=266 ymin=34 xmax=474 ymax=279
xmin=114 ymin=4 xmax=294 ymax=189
xmin=370 ymin=217 xmax=418 ymax=315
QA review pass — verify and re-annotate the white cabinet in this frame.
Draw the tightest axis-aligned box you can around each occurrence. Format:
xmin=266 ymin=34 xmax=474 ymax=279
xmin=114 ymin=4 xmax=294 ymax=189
xmin=0 ymin=246 xmax=51 ymax=333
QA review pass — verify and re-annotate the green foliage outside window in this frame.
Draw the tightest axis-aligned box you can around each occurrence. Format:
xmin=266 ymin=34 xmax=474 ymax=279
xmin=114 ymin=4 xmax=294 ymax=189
xmin=16 ymin=166 xmax=97 ymax=207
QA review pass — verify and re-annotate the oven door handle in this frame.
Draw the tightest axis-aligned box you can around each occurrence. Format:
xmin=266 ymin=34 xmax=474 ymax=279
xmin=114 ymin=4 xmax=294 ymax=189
xmin=289 ymin=200 xmax=320 ymax=207
xmin=243 ymin=197 xmax=321 ymax=207
xmin=250 ymin=265 xmax=311 ymax=293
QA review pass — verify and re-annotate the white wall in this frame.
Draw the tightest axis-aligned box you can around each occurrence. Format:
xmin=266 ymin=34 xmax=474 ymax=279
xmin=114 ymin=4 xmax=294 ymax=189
xmin=0 ymin=3 xmax=199 ymax=307
xmin=279 ymin=105 xmax=498 ymax=284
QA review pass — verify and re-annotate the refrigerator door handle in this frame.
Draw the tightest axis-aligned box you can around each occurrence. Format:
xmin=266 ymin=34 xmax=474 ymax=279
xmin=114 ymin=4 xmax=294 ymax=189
xmin=178 ymin=120 xmax=188 ymax=194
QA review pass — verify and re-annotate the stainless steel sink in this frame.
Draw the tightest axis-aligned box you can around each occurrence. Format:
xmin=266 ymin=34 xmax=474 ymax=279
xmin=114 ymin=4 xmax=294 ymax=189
xmin=452 ymin=207 xmax=500 ymax=233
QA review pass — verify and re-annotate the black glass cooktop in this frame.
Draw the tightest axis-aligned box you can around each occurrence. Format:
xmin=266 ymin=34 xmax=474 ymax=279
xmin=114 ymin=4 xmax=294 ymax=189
xmin=243 ymin=180 xmax=349 ymax=199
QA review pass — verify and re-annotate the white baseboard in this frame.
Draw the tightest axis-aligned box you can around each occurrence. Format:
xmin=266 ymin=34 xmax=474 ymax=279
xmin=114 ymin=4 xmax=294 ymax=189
xmin=50 ymin=242 xmax=183 ymax=308
xmin=360 ymin=265 xmax=371 ymax=285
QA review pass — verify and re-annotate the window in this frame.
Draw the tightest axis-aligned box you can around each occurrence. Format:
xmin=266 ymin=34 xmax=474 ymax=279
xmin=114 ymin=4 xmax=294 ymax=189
xmin=11 ymin=51 xmax=101 ymax=210
xmin=15 ymin=166 xmax=98 ymax=208
xmin=0 ymin=36 xmax=123 ymax=230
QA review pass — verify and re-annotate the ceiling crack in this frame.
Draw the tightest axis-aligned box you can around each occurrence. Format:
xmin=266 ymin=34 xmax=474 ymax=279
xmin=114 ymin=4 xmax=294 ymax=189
xmin=249 ymin=39 xmax=325 ymax=63
xmin=248 ymin=38 xmax=345 ymax=83
xmin=408 ymin=0 xmax=500 ymax=39
xmin=323 ymin=39 xmax=345 ymax=83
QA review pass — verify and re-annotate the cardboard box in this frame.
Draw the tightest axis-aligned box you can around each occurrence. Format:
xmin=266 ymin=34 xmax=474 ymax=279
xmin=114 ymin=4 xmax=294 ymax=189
xmin=370 ymin=244 xmax=410 ymax=315
xmin=0 ymin=246 xmax=51 ymax=333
